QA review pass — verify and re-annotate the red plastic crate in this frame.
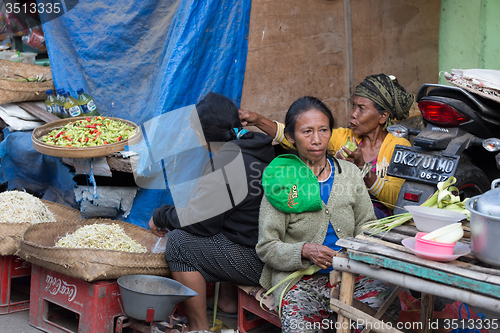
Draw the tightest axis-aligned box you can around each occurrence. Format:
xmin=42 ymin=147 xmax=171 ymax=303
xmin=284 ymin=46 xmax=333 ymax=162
xmin=29 ymin=264 xmax=124 ymax=333
xmin=0 ymin=255 xmax=31 ymax=314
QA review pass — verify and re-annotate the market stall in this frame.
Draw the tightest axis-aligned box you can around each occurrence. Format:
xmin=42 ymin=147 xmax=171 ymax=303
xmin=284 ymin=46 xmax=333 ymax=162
xmin=0 ymin=1 xmax=252 ymax=332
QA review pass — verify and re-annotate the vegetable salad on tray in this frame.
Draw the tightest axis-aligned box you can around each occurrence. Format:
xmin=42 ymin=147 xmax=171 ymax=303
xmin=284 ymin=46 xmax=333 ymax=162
xmin=40 ymin=116 xmax=136 ymax=147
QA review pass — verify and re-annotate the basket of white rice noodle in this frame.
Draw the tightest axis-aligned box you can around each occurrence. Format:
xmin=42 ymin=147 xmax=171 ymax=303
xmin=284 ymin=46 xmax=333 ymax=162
xmin=0 ymin=190 xmax=81 ymax=256
xmin=18 ymin=219 xmax=169 ymax=282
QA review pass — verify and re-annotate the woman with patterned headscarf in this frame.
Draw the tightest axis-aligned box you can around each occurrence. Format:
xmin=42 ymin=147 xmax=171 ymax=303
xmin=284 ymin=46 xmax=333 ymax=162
xmin=239 ymin=74 xmax=414 ymax=215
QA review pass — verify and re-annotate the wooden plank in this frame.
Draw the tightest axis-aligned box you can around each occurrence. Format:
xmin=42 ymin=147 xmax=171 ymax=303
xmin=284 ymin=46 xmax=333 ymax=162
xmin=330 ymin=287 xmax=401 ymax=328
xmin=338 ymin=237 xmax=500 ymax=285
xmin=391 ymin=225 xmax=419 ymax=236
xmin=348 ymin=250 xmax=500 ymax=298
xmin=18 ymin=102 xmax=59 ymax=123
xmin=361 ymin=229 xmax=407 ymax=243
xmin=330 ymin=297 xmax=404 ymax=333
xmin=106 ymin=156 xmax=132 ymax=173
xmin=449 ymin=260 xmax=500 ymax=277
xmin=355 ymin=234 xmax=413 ymax=254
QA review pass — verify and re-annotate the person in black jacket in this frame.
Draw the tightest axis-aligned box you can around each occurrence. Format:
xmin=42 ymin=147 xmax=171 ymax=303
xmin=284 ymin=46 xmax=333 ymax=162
xmin=149 ymin=92 xmax=275 ymax=333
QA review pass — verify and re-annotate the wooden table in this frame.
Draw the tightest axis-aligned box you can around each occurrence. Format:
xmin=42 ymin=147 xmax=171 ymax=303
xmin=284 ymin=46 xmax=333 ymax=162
xmin=331 ymin=224 xmax=500 ymax=333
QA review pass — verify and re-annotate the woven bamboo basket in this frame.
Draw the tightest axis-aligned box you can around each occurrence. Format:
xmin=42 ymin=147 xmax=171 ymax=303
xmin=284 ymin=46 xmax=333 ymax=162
xmin=0 ymin=59 xmax=54 ymax=104
xmin=18 ymin=219 xmax=170 ymax=282
xmin=0 ymin=200 xmax=81 ymax=256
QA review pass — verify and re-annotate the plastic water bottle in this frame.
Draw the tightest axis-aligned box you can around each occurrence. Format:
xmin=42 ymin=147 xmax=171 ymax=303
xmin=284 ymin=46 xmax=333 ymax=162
xmin=64 ymin=92 xmax=82 ymax=117
xmin=44 ymin=89 xmax=57 ymax=115
xmin=77 ymin=88 xmax=99 ymax=117
xmin=55 ymin=89 xmax=67 ymax=118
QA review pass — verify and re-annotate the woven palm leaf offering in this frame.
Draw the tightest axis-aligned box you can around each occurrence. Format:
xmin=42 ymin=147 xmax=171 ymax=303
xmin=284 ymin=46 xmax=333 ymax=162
xmin=18 ymin=219 xmax=169 ymax=282
xmin=0 ymin=190 xmax=81 ymax=256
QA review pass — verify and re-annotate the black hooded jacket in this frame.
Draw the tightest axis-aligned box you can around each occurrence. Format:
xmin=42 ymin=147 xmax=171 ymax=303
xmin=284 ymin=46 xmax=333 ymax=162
xmin=153 ymin=132 xmax=274 ymax=247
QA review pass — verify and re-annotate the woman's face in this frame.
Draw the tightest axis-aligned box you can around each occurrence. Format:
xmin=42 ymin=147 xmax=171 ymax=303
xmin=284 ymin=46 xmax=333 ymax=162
xmin=349 ymin=96 xmax=389 ymax=136
xmin=287 ymin=108 xmax=331 ymax=165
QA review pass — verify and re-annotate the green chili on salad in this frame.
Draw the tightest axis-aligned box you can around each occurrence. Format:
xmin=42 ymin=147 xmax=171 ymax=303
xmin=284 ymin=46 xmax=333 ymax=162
xmin=40 ymin=116 xmax=136 ymax=147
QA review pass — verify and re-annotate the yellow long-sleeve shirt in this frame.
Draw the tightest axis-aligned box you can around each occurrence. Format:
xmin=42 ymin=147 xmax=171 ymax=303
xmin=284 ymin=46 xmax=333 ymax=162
xmin=276 ymin=124 xmax=410 ymax=209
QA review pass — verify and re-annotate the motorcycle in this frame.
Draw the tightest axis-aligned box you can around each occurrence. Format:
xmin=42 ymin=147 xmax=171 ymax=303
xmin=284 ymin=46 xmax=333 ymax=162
xmin=386 ymin=83 xmax=500 ymax=215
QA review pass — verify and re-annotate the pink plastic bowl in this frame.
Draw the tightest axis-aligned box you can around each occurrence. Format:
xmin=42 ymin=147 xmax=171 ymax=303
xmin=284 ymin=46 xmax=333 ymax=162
xmin=415 ymin=232 xmax=455 ymax=255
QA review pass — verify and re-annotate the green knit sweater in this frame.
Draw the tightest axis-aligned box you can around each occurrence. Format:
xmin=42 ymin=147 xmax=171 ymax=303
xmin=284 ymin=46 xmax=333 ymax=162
xmin=256 ymin=159 xmax=376 ymax=308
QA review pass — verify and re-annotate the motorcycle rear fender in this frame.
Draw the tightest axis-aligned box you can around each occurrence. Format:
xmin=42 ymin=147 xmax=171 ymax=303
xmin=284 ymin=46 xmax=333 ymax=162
xmin=393 ymin=182 xmax=436 ymax=215
xmin=413 ymin=124 xmax=459 ymax=149
xmin=418 ymin=84 xmax=500 ymax=138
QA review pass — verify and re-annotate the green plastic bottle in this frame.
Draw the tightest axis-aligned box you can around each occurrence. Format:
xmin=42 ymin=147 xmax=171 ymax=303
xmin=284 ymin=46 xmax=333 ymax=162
xmin=64 ymin=92 xmax=82 ymax=117
xmin=77 ymin=88 xmax=99 ymax=116
xmin=55 ymin=89 xmax=67 ymax=118
xmin=44 ymin=89 xmax=56 ymax=115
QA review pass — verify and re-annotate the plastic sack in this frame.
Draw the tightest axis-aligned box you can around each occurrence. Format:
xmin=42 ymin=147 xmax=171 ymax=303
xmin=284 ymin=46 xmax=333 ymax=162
xmin=151 ymin=234 xmax=167 ymax=253
xmin=0 ymin=6 xmax=12 ymax=35
xmin=398 ymin=291 xmax=489 ymax=333
xmin=22 ymin=28 xmax=46 ymax=51
xmin=450 ymin=303 xmax=485 ymax=333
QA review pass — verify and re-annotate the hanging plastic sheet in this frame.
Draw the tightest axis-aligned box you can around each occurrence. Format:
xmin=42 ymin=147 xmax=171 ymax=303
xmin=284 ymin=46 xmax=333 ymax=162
xmin=0 ymin=0 xmax=251 ymax=227
xmin=0 ymin=129 xmax=77 ymax=207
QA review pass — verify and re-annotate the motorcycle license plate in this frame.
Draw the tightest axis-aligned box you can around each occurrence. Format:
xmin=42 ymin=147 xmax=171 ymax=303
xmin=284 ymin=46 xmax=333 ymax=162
xmin=387 ymin=145 xmax=460 ymax=185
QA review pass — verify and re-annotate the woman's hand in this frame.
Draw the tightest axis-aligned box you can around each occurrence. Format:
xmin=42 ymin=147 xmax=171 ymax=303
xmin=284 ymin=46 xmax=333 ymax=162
xmin=149 ymin=217 xmax=168 ymax=237
xmin=301 ymin=243 xmax=338 ymax=270
xmin=336 ymin=138 xmax=365 ymax=168
xmin=239 ymin=109 xmax=279 ymax=138
xmin=239 ymin=109 xmax=261 ymax=127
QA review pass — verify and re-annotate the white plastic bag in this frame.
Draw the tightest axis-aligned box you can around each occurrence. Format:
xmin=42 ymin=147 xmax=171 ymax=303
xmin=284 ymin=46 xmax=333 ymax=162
xmin=151 ymin=234 xmax=168 ymax=253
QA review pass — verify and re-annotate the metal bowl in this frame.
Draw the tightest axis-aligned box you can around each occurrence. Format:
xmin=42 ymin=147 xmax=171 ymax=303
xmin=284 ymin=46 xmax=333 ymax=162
xmin=466 ymin=196 xmax=500 ymax=267
xmin=117 ymin=274 xmax=198 ymax=322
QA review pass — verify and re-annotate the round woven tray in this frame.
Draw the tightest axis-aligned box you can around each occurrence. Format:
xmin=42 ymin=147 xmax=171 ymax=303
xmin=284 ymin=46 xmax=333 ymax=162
xmin=0 ymin=59 xmax=54 ymax=104
xmin=31 ymin=116 xmax=142 ymax=158
xmin=18 ymin=219 xmax=169 ymax=282
xmin=0 ymin=200 xmax=81 ymax=256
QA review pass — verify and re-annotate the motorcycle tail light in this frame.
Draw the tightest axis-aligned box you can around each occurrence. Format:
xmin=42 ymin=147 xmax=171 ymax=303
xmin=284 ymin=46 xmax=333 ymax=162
xmin=404 ymin=192 xmax=421 ymax=202
xmin=418 ymin=101 xmax=470 ymax=127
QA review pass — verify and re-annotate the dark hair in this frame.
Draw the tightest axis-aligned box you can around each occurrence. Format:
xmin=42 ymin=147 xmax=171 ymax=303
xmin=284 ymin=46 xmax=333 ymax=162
xmin=284 ymin=96 xmax=334 ymax=142
xmin=195 ymin=92 xmax=253 ymax=142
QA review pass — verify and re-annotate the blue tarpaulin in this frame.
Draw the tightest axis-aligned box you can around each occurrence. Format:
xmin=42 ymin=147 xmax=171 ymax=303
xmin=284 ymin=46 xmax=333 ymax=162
xmin=0 ymin=0 xmax=252 ymax=228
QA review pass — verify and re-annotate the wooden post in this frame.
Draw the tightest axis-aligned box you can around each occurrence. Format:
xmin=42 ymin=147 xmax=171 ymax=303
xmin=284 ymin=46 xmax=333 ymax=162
xmin=343 ymin=0 xmax=354 ymax=125
xmin=336 ymin=271 xmax=355 ymax=333
xmin=420 ymin=293 xmax=434 ymax=333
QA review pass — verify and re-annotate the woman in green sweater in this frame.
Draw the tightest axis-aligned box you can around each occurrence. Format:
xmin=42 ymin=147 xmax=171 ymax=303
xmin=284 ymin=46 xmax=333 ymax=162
xmin=256 ymin=96 xmax=398 ymax=333
xmin=241 ymin=74 xmax=413 ymax=216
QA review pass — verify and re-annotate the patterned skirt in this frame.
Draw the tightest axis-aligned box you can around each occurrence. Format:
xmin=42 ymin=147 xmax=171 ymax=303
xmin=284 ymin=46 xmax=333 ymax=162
xmin=164 ymin=229 xmax=264 ymax=286
xmin=280 ymin=274 xmax=400 ymax=333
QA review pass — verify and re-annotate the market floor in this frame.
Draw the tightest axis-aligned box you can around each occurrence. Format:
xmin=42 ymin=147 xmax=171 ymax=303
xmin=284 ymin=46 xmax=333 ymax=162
xmin=0 ymin=308 xmax=281 ymax=333
xmin=2 ymin=305 xmax=500 ymax=333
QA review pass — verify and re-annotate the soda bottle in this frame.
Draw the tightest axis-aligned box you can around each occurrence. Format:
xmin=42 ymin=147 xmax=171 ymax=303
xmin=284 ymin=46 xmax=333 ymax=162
xmin=55 ymin=89 xmax=67 ymax=118
xmin=77 ymin=88 xmax=99 ymax=116
xmin=44 ymin=89 xmax=57 ymax=116
xmin=64 ymin=92 xmax=82 ymax=117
